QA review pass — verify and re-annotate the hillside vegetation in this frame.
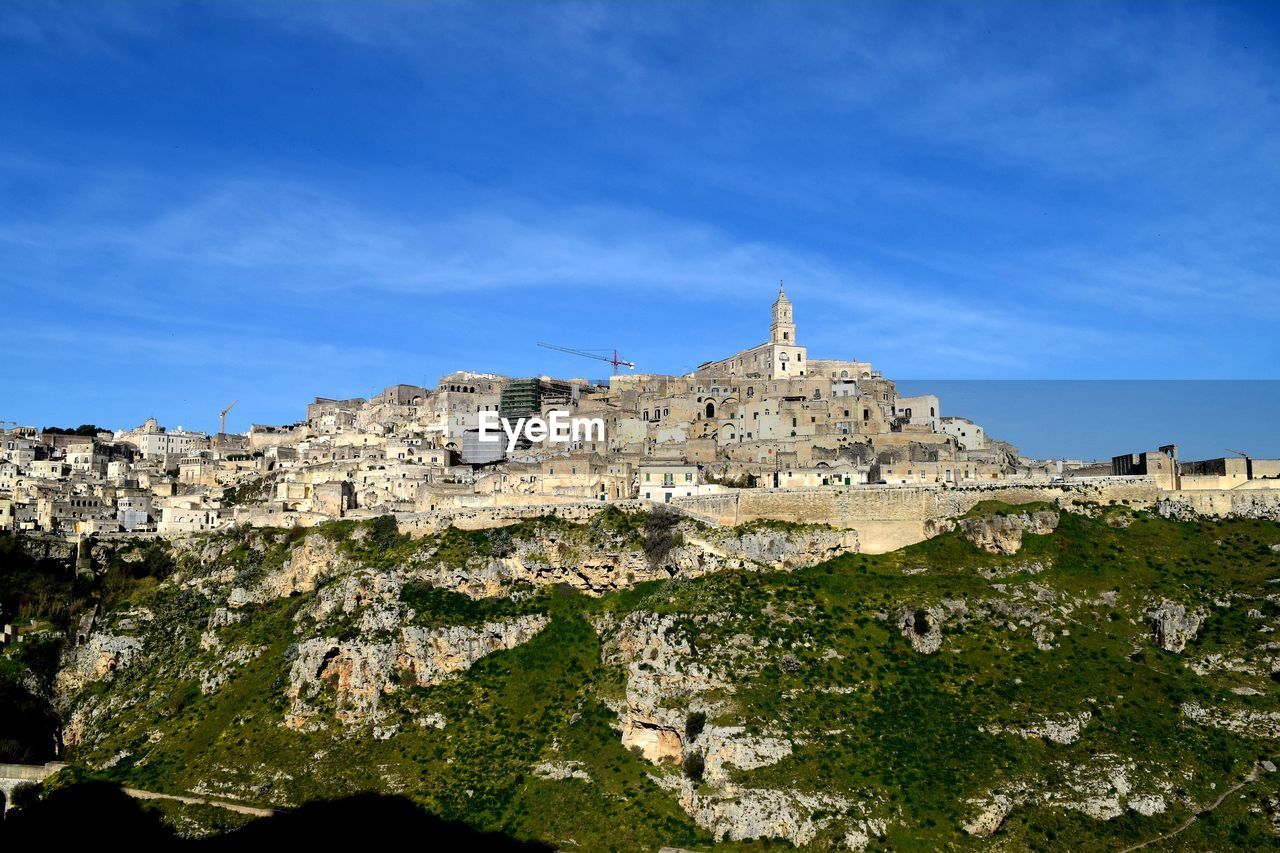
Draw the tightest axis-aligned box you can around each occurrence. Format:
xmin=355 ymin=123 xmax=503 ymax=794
xmin=2 ymin=504 xmax=1279 ymax=850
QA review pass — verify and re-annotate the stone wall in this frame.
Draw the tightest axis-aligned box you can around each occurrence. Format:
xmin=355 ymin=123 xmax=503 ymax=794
xmin=397 ymin=500 xmax=657 ymax=535
xmin=671 ymin=478 xmax=1160 ymax=553
xmin=0 ymin=762 xmax=65 ymax=813
xmin=1157 ymin=489 xmax=1280 ymax=521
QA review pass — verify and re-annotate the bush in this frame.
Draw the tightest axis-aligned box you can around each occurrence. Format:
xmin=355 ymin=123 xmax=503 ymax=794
xmin=643 ymin=509 xmax=683 ymax=568
xmin=682 ymin=752 xmax=705 ymax=782
xmin=9 ymin=781 xmax=42 ymax=811
xmin=685 ymin=711 xmax=706 ymax=742
xmin=366 ymin=515 xmax=407 ymax=551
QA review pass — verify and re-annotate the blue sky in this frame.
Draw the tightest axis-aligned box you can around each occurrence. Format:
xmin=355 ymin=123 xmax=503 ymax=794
xmin=2 ymin=1 xmax=1278 ymax=448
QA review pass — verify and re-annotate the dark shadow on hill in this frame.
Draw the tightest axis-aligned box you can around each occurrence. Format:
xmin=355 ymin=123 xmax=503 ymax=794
xmin=1 ymin=781 xmax=177 ymax=844
xmin=1 ymin=783 xmax=553 ymax=850
xmin=200 ymin=793 xmax=554 ymax=850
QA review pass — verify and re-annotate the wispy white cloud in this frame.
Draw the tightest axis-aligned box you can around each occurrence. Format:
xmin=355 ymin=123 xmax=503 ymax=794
xmin=1 ymin=0 xmax=1276 ymax=395
xmin=4 ymin=168 xmax=1254 ymax=381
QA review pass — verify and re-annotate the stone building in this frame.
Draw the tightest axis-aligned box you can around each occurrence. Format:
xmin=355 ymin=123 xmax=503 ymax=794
xmin=694 ymin=284 xmax=810 ymax=380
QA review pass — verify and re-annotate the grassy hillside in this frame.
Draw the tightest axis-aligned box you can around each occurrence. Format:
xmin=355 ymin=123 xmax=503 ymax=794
xmin=3 ymin=505 xmax=1279 ymax=849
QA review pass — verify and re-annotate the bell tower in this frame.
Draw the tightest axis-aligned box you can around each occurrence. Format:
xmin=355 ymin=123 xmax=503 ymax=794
xmin=770 ymin=281 xmax=795 ymax=344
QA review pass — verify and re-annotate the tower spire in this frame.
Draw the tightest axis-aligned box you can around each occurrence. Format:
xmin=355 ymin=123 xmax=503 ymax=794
xmin=771 ymin=281 xmax=794 ymax=343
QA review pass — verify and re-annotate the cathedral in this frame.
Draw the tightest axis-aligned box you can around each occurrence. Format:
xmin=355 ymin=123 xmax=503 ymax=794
xmin=694 ymin=284 xmax=811 ymax=380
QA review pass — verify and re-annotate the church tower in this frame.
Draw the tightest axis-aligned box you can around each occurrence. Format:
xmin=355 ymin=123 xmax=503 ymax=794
xmin=770 ymin=282 xmax=795 ymax=344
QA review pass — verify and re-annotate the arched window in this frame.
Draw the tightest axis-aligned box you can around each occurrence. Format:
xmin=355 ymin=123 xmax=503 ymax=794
xmin=705 ymin=402 xmax=715 ymax=418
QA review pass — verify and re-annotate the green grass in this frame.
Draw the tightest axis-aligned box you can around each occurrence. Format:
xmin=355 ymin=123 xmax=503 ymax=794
xmin=50 ymin=508 xmax=1280 ymax=850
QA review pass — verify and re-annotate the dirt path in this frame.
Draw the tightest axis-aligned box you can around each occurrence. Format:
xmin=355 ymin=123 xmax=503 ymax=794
xmin=1118 ymin=762 xmax=1265 ymax=853
xmin=121 ymin=786 xmax=276 ymax=817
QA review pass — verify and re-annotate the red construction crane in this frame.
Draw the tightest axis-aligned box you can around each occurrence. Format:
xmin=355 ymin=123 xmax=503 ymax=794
xmin=537 ymin=342 xmax=636 ymax=373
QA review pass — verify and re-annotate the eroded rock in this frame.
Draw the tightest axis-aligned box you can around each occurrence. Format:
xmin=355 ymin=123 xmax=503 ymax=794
xmin=959 ymin=512 xmax=1059 ymax=555
xmin=1149 ymin=600 xmax=1206 ymax=653
xmin=285 ymin=615 xmax=548 ymax=727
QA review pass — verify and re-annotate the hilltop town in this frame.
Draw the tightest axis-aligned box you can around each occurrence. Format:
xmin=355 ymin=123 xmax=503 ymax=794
xmin=3 ymin=289 xmax=1280 ymax=847
xmin=3 ymin=287 xmax=1278 ymax=547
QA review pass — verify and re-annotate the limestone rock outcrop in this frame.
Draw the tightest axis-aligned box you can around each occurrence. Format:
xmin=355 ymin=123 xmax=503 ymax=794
xmin=266 ymin=533 xmax=351 ymax=598
xmin=963 ymin=794 xmax=1013 ymax=837
xmin=896 ymin=600 xmax=966 ymax=654
xmin=1148 ymin=600 xmax=1205 ymax=653
xmin=657 ymin=777 xmax=879 ymax=847
xmin=224 ymin=533 xmax=353 ymax=609
xmin=983 ymin=711 xmax=1092 ymax=745
xmin=56 ymin=633 xmax=141 ymax=695
xmin=415 ymin=519 xmax=859 ymax=599
xmin=285 ymin=615 xmax=548 ymax=728
xmin=703 ymin=525 xmax=859 ymax=570
xmin=958 ymin=512 xmax=1059 ymax=555
xmin=600 ymin=610 xmax=735 ymax=763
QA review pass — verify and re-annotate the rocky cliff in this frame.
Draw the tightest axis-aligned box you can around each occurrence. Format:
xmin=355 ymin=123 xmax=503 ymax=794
xmin=4 ymin=503 xmax=1278 ymax=850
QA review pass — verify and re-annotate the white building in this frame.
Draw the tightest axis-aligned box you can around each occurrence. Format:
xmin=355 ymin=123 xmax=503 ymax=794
xmin=940 ymin=416 xmax=987 ymax=450
xmin=895 ymin=395 xmax=940 ymax=431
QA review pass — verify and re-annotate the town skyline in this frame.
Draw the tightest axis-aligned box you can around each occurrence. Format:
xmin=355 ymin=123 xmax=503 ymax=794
xmin=6 ymin=286 xmax=1280 ymax=461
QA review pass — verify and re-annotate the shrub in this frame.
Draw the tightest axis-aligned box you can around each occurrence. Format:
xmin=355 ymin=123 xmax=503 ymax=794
xmin=685 ymin=711 xmax=706 ymax=742
xmin=643 ymin=509 xmax=683 ymax=568
xmin=682 ymin=752 xmax=705 ymax=782
xmin=366 ymin=515 xmax=407 ymax=551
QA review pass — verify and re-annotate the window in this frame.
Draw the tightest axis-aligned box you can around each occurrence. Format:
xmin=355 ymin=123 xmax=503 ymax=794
xmin=684 ymin=473 xmax=692 ymax=482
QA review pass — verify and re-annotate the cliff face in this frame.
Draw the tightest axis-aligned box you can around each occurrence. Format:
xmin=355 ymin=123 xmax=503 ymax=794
xmin=412 ymin=516 xmax=859 ymax=597
xmin=285 ymin=617 xmax=549 ymax=729
xmin=928 ymin=509 xmax=1060 ymax=555
xmin=22 ymin=505 xmax=1280 ymax=850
